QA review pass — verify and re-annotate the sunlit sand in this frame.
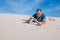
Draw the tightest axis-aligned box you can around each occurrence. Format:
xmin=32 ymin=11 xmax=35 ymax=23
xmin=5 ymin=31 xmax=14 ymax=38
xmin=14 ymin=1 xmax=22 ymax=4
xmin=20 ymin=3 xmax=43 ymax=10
xmin=0 ymin=14 xmax=60 ymax=40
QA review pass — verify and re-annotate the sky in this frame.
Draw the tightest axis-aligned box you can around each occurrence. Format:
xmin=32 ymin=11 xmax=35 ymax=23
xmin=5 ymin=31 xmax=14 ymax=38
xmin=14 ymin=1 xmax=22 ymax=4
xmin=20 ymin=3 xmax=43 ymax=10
xmin=0 ymin=0 xmax=60 ymax=17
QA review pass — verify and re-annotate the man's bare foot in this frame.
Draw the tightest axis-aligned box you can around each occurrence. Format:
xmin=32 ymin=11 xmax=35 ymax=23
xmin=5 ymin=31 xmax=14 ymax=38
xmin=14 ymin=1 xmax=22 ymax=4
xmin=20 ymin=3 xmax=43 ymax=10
xmin=48 ymin=18 xmax=55 ymax=21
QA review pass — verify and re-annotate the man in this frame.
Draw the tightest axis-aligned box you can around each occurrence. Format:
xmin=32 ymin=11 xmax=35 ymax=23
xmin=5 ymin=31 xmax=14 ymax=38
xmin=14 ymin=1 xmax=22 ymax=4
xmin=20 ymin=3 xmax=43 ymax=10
xmin=28 ymin=8 xmax=46 ymax=26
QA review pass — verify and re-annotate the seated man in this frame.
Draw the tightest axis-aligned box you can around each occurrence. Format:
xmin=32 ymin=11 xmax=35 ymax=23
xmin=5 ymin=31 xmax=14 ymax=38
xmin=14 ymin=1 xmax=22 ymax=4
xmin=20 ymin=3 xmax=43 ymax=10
xmin=28 ymin=8 xmax=46 ymax=26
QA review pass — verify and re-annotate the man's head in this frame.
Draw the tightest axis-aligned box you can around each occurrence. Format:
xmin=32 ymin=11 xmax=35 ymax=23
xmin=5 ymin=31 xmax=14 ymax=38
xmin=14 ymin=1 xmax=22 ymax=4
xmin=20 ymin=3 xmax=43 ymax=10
xmin=36 ymin=8 xmax=42 ymax=17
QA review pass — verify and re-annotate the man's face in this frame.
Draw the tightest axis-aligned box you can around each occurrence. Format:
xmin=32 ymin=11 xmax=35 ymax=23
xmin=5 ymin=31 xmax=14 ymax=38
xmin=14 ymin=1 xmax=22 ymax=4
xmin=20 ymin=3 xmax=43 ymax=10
xmin=36 ymin=10 xmax=42 ymax=17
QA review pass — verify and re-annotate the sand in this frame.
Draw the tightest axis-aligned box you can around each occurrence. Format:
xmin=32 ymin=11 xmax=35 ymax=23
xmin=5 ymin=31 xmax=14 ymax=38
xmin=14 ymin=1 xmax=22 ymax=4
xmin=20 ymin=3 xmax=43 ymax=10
xmin=0 ymin=14 xmax=60 ymax=40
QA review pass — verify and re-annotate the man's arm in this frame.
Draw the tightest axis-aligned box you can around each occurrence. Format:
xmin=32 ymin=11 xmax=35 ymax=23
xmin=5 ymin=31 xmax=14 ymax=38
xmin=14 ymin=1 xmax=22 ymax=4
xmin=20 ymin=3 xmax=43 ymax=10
xmin=37 ymin=19 xmax=46 ymax=26
xmin=42 ymin=19 xmax=46 ymax=24
xmin=28 ymin=16 xmax=34 ymax=24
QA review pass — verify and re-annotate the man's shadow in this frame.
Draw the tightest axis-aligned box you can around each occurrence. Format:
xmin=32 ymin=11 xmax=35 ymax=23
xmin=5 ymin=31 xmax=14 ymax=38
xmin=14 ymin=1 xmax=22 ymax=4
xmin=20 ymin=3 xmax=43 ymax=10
xmin=22 ymin=19 xmax=29 ymax=24
xmin=21 ymin=19 xmax=37 ymax=25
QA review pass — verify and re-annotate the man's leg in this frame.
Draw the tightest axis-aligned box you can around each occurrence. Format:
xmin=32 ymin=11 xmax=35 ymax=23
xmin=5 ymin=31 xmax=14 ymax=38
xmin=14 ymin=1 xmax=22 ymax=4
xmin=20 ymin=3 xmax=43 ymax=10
xmin=48 ymin=18 xmax=55 ymax=21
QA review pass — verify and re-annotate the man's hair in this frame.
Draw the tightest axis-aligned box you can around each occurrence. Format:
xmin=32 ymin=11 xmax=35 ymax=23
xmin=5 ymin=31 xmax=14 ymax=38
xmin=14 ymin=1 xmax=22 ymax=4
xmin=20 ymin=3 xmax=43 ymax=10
xmin=36 ymin=8 xmax=42 ymax=12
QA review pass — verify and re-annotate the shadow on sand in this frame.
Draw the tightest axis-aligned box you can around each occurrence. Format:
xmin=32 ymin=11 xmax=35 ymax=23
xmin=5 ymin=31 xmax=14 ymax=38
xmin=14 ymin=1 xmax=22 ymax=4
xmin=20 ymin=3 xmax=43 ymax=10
xmin=21 ymin=19 xmax=29 ymax=24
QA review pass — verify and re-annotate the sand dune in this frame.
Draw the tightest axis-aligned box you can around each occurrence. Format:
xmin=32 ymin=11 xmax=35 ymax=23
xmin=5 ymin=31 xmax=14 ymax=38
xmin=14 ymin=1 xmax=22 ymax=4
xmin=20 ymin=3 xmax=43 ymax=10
xmin=0 ymin=14 xmax=60 ymax=40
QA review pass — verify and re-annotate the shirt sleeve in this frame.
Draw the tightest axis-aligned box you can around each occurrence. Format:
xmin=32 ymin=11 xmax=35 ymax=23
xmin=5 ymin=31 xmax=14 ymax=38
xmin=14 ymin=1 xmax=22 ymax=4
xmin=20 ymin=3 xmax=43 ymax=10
xmin=32 ymin=14 xmax=36 ymax=18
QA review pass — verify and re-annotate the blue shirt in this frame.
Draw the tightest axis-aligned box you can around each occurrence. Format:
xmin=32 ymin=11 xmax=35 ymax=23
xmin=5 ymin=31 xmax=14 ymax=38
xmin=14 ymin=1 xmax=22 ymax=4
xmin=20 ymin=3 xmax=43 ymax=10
xmin=33 ymin=13 xmax=46 ymax=22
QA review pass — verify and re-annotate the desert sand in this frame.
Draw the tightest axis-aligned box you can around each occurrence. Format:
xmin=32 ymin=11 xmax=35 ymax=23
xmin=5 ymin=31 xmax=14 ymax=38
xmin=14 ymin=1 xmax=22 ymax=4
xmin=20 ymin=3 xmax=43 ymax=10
xmin=0 ymin=14 xmax=60 ymax=40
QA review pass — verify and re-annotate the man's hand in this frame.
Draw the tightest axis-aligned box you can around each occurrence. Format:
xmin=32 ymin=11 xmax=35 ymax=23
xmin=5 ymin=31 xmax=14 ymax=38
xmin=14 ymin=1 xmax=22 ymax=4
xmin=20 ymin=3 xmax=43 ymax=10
xmin=37 ymin=22 xmax=43 ymax=26
xmin=37 ymin=19 xmax=46 ymax=26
